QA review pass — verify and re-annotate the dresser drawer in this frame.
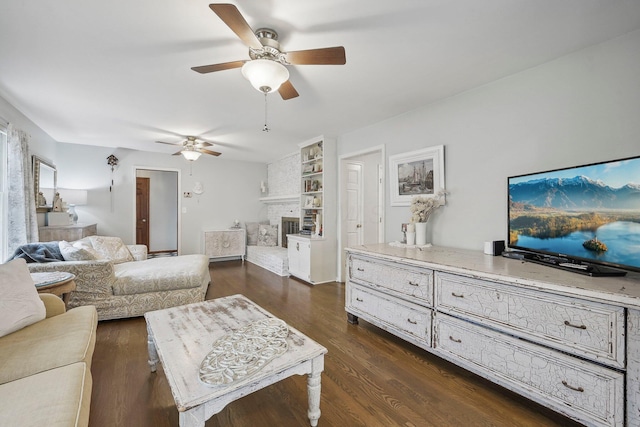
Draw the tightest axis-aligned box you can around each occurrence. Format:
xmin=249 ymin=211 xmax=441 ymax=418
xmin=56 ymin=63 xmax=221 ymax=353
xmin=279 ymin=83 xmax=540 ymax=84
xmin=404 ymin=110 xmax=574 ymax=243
xmin=434 ymin=314 xmax=624 ymax=427
xmin=349 ymin=255 xmax=433 ymax=305
xmin=435 ymin=272 xmax=625 ymax=368
xmin=347 ymin=284 xmax=432 ymax=345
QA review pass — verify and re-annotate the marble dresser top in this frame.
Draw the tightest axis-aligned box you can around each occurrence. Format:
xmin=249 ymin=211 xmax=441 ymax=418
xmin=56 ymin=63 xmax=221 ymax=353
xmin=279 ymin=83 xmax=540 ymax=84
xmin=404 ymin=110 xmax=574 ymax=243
xmin=346 ymin=244 xmax=640 ymax=309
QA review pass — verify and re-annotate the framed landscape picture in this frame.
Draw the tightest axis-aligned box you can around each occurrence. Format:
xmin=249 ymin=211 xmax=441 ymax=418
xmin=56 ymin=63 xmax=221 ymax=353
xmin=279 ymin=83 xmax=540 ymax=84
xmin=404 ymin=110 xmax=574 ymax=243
xmin=389 ymin=145 xmax=445 ymax=206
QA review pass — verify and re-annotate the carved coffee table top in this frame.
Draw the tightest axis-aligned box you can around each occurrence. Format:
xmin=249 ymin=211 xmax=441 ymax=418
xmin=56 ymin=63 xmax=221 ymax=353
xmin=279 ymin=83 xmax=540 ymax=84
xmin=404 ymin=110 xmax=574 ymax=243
xmin=144 ymin=294 xmax=327 ymax=417
xmin=199 ymin=318 xmax=289 ymax=386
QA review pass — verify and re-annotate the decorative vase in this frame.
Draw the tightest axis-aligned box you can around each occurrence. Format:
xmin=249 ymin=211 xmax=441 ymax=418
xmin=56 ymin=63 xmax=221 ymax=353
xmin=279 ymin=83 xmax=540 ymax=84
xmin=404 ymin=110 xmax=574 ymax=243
xmin=406 ymin=232 xmax=416 ymax=245
xmin=415 ymin=222 xmax=428 ymax=246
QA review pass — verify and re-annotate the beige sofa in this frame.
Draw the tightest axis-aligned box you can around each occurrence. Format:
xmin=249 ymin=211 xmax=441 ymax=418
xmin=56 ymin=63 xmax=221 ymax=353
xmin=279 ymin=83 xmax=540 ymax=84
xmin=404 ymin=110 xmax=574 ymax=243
xmin=0 ymin=294 xmax=98 ymax=427
xmin=27 ymin=237 xmax=211 ymax=321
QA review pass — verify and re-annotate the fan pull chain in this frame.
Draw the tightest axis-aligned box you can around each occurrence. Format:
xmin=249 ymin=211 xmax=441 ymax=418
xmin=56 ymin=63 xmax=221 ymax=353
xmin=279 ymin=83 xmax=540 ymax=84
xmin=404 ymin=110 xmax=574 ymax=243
xmin=263 ymin=92 xmax=270 ymax=132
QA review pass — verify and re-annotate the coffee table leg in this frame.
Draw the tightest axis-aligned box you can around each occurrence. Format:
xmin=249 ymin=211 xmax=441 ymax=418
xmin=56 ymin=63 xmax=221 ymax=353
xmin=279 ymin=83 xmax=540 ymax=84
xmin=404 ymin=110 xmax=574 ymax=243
xmin=146 ymin=324 xmax=159 ymax=373
xmin=307 ymin=355 xmax=324 ymax=427
xmin=179 ymin=406 xmax=205 ymax=427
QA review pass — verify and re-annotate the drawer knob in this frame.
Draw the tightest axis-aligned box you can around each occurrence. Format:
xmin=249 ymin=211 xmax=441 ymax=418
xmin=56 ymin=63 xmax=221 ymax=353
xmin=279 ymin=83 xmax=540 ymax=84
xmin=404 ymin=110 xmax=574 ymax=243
xmin=356 ymin=297 xmax=364 ymax=302
xmin=561 ymin=380 xmax=584 ymax=393
xmin=357 ymin=267 xmax=364 ymax=272
xmin=563 ymin=320 xmax=587 ymax=330
xmin=408 ymin=281 xmax=419 ymax=286
xmin=451 ymin=292 xmax=464 ymax=298
xmin=407 ymin=319 xmax=417 ymax=325
xmin=449 ymin=336 xmax=462 ymax=343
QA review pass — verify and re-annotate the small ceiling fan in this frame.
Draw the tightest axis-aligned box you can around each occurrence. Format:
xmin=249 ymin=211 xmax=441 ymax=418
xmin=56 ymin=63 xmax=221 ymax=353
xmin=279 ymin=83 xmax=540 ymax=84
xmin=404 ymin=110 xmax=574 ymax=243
xmin=155 ymin=136 xmax=221 ymax=161
xmin=192 ymin=3 xmax=346 ymax=100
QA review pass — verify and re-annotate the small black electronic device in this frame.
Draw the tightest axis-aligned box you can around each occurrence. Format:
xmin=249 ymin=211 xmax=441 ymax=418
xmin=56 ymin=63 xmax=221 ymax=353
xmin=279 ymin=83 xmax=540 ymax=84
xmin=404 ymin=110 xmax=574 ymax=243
xmin=484 ymin=240 xmax=505 ymax=256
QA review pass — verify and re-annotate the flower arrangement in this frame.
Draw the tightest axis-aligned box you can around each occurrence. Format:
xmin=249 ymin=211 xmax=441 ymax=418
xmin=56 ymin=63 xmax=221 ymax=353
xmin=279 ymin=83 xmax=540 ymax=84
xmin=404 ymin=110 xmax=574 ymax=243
xmin=409 ymin=189 xmax=447 ymax=223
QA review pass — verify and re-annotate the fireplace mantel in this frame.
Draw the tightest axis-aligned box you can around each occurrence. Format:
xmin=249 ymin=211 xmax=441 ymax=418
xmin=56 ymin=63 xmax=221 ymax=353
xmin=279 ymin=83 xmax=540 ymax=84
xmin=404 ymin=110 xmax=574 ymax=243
xmin=259 ymin=194 xmax=299 ymax=204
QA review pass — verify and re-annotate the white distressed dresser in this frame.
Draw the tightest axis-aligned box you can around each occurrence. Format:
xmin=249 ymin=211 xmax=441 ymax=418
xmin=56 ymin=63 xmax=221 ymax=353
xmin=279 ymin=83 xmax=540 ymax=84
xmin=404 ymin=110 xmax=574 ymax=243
xmin=345 ymin=244 xmax=640 ymax=427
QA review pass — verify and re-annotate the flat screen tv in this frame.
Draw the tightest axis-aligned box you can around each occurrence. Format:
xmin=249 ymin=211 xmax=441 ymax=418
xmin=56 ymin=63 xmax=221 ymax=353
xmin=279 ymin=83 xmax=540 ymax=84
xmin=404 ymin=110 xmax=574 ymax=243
xmin=507 ymin=155 xmax=640 ymax=276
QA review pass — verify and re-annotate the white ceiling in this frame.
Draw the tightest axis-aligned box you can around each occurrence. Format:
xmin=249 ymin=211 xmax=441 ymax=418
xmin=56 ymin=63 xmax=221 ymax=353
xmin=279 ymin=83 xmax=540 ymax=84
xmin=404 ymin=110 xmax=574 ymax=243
xmin=2 ymin=0 xmax=640 ymax=163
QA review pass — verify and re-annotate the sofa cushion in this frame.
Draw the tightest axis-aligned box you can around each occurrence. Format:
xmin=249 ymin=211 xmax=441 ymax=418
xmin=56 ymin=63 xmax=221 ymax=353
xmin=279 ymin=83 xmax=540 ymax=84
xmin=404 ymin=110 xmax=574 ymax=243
xmin=0 ymin=259 xmax=46 ymax=338
xmin=86 ymin=236 xmax=134 ymax=264
xmin=0 ymin=305 xmax=97 ymax=385
xmin=59 ymin=240 xmax=98 ymax=261
xmin=257 ymin=224 xmax=278 ymax=246
xmin=0 ymin=362 xmax=92 ymax=427
xmin=112 ymin=254 xmax=209 ymax=296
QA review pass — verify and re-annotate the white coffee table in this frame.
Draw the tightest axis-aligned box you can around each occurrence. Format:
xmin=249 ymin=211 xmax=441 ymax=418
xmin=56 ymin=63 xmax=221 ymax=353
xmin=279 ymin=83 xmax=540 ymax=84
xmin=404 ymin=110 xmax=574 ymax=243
xmin=144 ymin=294 xmax=327 ymax=427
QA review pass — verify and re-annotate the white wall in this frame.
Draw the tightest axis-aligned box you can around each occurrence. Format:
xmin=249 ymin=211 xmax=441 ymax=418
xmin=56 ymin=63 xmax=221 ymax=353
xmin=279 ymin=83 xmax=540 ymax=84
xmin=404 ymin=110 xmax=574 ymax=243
xmin=0 ymin=95 xmax=57 ymax=163
xmin=53 ymin=142 xmax=266 ymax=254
xmin=337 ymin=29 xmax=640 ymax=251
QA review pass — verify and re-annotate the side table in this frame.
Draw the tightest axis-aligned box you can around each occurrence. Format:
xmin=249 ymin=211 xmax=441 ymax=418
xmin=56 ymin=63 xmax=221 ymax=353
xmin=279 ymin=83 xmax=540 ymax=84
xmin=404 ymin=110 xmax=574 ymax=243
xmin=31 ymin=271 xmax=76 ymax=307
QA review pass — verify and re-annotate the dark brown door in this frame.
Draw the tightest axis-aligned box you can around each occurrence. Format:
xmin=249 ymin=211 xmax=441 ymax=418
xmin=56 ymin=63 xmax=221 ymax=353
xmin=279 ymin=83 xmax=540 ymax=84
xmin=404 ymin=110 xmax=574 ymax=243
xmin=136 ymin=177 xmax=150 ymax=248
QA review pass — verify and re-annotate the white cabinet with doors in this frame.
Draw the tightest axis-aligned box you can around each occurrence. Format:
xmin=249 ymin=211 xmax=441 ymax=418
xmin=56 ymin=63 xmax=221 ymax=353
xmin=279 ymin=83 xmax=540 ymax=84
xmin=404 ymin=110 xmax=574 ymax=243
xmin=203 ymin=229 xmax=246 ymax=262
xmin=288 ymin=234 xmax=336 ymax=284
xmin=287 ymin=234 xmax=310 ymax=281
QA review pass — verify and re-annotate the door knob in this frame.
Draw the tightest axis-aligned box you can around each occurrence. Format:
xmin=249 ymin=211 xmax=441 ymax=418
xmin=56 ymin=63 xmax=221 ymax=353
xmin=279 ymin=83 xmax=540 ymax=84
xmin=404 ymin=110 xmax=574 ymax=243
xmin=356 ymin=224 xmax=362 ymax=228
xmin=142 ymin=219 xmax=147 ymax=222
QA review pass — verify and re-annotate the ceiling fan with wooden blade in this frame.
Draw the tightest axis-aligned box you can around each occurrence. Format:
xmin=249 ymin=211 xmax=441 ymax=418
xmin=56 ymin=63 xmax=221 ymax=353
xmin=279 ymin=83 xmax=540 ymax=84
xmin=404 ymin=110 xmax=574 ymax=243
xmin=191 ymin=3 xmax=346 ymax=100
xmin=156 ymin=136 xmax=221 ymax=160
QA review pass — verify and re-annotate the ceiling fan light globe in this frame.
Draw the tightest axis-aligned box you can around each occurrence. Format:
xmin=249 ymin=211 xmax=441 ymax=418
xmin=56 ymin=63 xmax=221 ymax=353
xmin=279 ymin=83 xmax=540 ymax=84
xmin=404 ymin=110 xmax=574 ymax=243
xmin=181 ymin=150 xmax=202 ymax=161
xmin=241 ymin=59 xmax=289 ymax=94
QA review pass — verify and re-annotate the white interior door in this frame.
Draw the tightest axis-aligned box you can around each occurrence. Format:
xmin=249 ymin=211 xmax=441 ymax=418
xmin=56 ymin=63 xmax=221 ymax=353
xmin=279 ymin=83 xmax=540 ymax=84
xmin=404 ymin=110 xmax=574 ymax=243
xmin=338 ymin=146 xmax=385 ymax=283
xmin=346 ymin=162 xmax=363 ymax=247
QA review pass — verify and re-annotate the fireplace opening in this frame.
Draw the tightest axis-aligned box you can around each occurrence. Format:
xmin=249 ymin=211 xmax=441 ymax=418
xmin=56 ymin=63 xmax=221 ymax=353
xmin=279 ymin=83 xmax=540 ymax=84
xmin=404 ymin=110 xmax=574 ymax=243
xmin=281 ymin=217 xmax=299 ymax=248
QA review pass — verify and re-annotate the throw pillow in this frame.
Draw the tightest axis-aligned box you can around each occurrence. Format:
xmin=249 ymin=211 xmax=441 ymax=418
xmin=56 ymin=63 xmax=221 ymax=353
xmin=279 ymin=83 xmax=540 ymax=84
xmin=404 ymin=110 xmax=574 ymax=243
xmin=245 ymin=221 xmax=270 ymax=246
xmin=87 ymin=236 xmax=134 ymax=264
xmin=257 ymin=224 xmax=278 ymax=247
xmin=59 ymin=240 xmax=98 ymax=261
xmin=0 ymin=259 xmax=46 ymax=338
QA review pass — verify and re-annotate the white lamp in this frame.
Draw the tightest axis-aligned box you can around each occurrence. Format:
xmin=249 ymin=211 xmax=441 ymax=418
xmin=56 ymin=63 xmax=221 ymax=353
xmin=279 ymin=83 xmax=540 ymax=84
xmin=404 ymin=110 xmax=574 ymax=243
xmin=60 ymin=188 xmax=88 ymax=224
xmin=241 ymin=59 xmax=289 ymax=93
xmin=181 ymin=148 xmax=202 ymax=161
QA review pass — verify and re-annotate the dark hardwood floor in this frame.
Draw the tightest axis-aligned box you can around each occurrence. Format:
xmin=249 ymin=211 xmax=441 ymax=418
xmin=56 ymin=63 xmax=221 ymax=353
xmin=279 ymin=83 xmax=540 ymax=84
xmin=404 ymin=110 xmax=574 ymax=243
xmin=89 ymin=261 xmax=583 ymax=427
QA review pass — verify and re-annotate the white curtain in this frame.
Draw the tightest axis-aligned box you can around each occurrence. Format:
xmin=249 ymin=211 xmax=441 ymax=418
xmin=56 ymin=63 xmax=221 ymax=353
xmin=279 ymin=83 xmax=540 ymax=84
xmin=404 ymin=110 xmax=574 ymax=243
xmin=7 ymin=124 xmax=38 ymax=252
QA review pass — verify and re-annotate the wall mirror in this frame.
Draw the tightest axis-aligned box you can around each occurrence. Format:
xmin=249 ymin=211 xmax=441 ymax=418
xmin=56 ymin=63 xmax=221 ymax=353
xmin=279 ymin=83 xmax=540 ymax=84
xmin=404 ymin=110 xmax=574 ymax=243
xmin=33 ymin=156 xmax=57 ymax=210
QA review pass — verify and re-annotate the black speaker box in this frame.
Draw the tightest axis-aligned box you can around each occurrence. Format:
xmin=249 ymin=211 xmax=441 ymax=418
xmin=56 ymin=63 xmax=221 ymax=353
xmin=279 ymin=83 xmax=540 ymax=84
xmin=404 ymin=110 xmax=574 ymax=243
xmin=484 ymin=240 xmax=505 ymax=256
